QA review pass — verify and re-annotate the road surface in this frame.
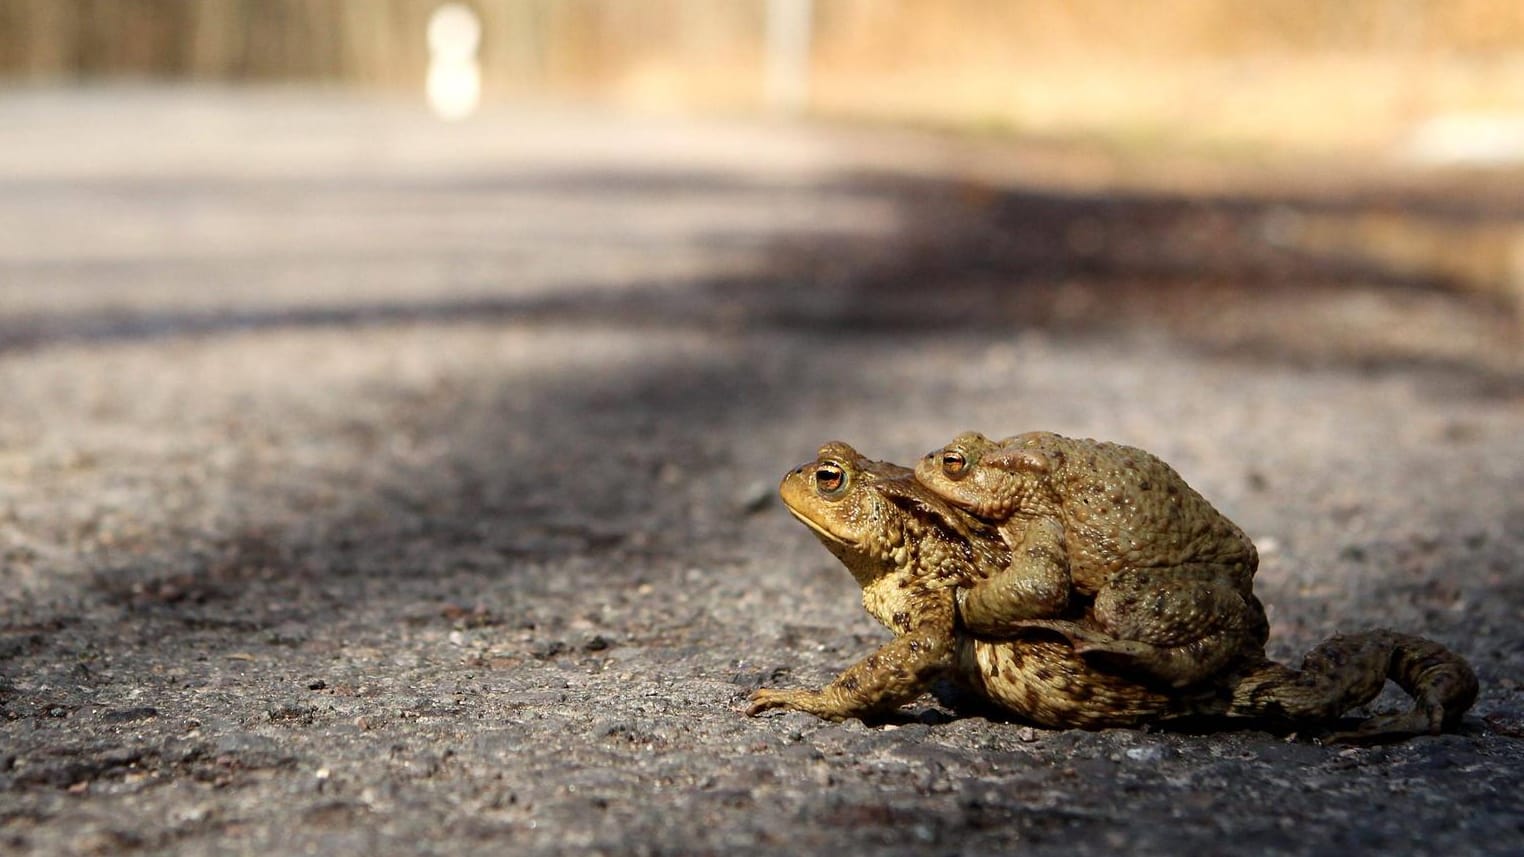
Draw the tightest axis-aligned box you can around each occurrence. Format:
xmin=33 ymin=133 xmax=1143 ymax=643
xmin=1 ymin=88 xmax=1521 ymax=856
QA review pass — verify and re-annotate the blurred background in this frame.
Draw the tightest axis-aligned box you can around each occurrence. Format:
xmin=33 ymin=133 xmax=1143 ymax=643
xmin=2 ymin=1 xmax=1521 ymax=363
xmin=8 ymin=0 xmax=1524 ymax=153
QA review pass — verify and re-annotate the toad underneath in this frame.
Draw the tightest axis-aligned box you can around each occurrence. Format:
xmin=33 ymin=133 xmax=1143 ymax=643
xmin=747 ymin=441 xmax=1477 ymax=740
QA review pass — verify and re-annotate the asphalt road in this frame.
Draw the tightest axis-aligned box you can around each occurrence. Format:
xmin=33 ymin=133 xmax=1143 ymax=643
xmin=1 ymin=88 xmax=1522 ymax=856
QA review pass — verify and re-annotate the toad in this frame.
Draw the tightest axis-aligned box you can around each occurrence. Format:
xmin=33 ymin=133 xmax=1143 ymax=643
xmin=915 ymin=431 xmax=1268 ymax=687
xmin=748 ymin=442 xmax=1477 ymax=740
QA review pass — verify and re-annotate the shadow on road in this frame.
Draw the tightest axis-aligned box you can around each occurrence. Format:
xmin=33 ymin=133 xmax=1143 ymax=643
xmin=3 ymin=169 xmax=1518 ymax=388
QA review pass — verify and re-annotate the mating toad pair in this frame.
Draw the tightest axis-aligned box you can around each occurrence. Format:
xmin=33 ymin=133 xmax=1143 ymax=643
xmin=748 ymin=432 xmax=1477 ymax=741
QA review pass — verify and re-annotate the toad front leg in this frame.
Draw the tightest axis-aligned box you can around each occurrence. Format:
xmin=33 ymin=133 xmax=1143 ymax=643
xmin=749 ymin=598 xmax=958 ymax=721
xmin=956 ymin=517 xmax=1071 ymax=635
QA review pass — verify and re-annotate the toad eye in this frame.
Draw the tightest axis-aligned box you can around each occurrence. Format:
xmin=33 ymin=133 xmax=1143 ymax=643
xmin=814 ymin=463 xmax=847 ymax=496
xmin=941 ymin=450 xmax=968 ymax=477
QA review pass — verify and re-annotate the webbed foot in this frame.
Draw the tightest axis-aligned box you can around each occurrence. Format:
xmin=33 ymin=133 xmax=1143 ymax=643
xmin=1002 ymin=619 xmax=1157 ymax=660
xmin=1004 ymin=619 xmax=1120 ymax=647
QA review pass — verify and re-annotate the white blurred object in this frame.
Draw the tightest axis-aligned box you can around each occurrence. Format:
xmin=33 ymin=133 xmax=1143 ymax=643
xmin=426 ymin=3 xmax=482 ymax=121
xmin=427 ymin=63 xmax=481 ymax=121
xmin=428 ymin=3 xmax=481 ymax=62
xmin=764 ymin=0 xmax=813 ymax=115
xmin=1403 ymin=113 xmax=1524 ymax=167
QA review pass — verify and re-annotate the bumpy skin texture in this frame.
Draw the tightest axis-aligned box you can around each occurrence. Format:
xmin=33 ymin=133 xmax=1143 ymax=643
xmin=750 ymin=441 xmax=1479 ymax=740
xmin=915 ymin=431 xmax=1268 ymax=687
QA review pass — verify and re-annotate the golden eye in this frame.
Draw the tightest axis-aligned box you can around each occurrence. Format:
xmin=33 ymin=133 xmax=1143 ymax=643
xmin=941 ymin=450 xmax=967 ymax=477
xmin=814 ymin=463 xmax=846 ymax=496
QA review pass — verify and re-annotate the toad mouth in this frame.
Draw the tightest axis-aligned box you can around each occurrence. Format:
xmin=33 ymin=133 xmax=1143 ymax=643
xmin=785 ymin=506 xmax=856 ymax=547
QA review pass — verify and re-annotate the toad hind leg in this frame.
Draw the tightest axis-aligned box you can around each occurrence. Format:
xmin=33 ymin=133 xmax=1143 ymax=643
xmin=1005 ymin=570 xmax=1267 ymax=688
xmin=747 ymin=625 xmax=956 ymax=721
xmin=1001 ymin=616 xmax=1262 ymax=689
xmin=1083 ymin=571 xmax=1268 ymax=687
xmin=1070 ymin=627 xmax=1262 ymax=689
xmin=1227 ymin=630 xmax=1478 ymax=742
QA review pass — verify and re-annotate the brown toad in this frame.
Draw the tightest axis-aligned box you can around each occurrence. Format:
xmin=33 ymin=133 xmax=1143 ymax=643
xmin=915 ymin=431 xmax=1268 ymax=687
xmin=748 ymin=442 xmax=1478 ymax=739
